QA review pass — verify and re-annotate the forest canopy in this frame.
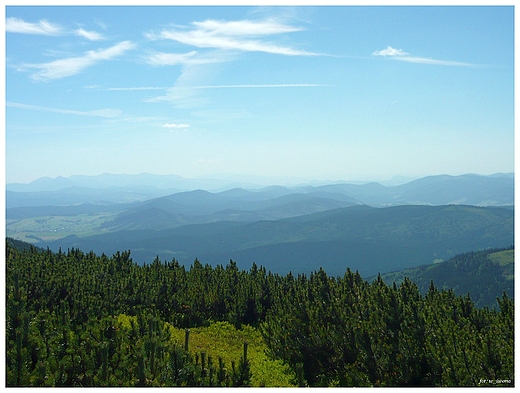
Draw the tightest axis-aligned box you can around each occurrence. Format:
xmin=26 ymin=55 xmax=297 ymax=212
xmin=5 ymin=241 xmax=514 ymax=387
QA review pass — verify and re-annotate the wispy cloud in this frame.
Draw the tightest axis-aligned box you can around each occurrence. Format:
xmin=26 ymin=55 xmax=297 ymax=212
xmin=19 ymin=41 xmax=136 ymax=81
xmin=104 ymin=83 xmax=327 ymax=91
xmin=144 ymin=86 xmax=205 ymax=107
xmin=163 ymin=123 xmax=190 ymax=129
xmin=152 ymin=18 xmax=318 ymax=56
xmin=194 ymin=83 xmax=329 ymax=89
xmin=392 ymin=57 xmax=476 ymax=67
xmin=144 ymin=17 xmax=320 ymax=107
xmin=146 ymin=50 xmax=233 ymax=66
xmin=147 ymin=51 xmax=199 ymax=66
xmin=194 ymin=19 xmax=303 ymax=36
xmin=75 ymin=28 xmax=105 ymax=41
xmin=105 ymin=86 xmax=167 ymax=91
xmin=7 ymin=17 xmax=104 ymax=41
xmin=6 ymin=17 xmax=63 ymax=35
xmin=6 ymin=102 xmax=122 ymax=118
xmin=372 ymin=45 xmax=477 ymax=67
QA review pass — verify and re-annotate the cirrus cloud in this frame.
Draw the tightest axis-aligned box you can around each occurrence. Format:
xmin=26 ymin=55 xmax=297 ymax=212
xmin=146 ymin=50 xmax=233 ymax=66
xmin=6 ymin=17 xmax=62 ymax=35
xmin=7 ymin=17 xmax=105 ymax=41
xmin=75 ymin=28 xmax=105 ymax=41
xmin=152 ymin=18 xmax=318 ymax=56
xmin=372 ymin=45 xmax=477 ymax=67
xmin=6 ymin=101 xmax=122 ymax=118
xmin=144 ymin=17 xmax=320 ymax=107
xmin=19 ymin=41 xmax=136 ymax=81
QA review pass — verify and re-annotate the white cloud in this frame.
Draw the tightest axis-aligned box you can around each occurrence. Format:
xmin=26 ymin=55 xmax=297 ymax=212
xmin=156 ymin=18 xmax=317 ymax=56
xmin=193 ymin=19 xmax=303 ymax=36
xmin=372 ymin=46 xmax=408 ymax=57
xmin=6 ymin=102 xmax=121 ymax=118
xmin=145 ymin=18 xmax=320 ymax=107
xmin=160 ymin=30 xmax=314 ymax=56
xmin=75 ymin=28 xmax=105 ymax=41
xmin=372 ymin=45 xmax=477 ymax=67
xmin=20 ymin=41 xmax=136 ymax=81
xmin=163 ymin=123 xmax=190 ymax=128
xmin=7 ymin=17 xmax=106 ymax=42
xmin=6 ymin=17 xmax=62 ymax=35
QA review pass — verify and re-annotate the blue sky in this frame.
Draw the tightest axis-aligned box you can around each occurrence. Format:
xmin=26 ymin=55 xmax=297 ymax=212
xmin=5 ymin=5 xmax=514 ymax=184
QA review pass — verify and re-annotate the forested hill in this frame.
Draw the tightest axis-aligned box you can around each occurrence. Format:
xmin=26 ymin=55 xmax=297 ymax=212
xmin=38 ymin=204 xmax=514 ymax=277
xmin=377 ymin=247 xmax=514 ymax=309
xmin=6 ymin=240 xmax=514 ymax=387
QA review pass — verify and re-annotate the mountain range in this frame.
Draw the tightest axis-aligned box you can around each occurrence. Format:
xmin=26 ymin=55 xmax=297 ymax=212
xmin=36 ymin=204 xmax=513 ymax=278
xmin=6 ymin=172 xmax=514 ymax=209
xmin=6 ymin=172 xmax=514 ymax=278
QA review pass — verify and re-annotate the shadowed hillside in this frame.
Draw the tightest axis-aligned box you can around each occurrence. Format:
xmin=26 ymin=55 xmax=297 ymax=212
xmin=39 ymin=204 xmax=513 ymax=277
xmin=378 ymin=247 xmax=514 ymax=308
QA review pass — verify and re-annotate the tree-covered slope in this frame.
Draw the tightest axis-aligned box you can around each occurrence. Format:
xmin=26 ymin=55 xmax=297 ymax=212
xmin=39 ymin=204 xmax=514 ymax=277
xmin=6 ymin=241 xmax=514 ymax=387
xmin=378 ymin=247 xmax=514 ymax=308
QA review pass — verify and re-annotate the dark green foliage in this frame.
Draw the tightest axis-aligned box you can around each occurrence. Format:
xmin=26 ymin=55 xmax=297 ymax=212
xmin=5 ymin=240 xmax=514 ymax=387
xmin=379 ymin=247 xmax=514 ymax=308
xmin=6 ymin=237 xmax=44 ymax=252
xmin=261 ymin=271 xmax=514 ymax=387
xmin=5 ymin=242 xmax=266 ymax=386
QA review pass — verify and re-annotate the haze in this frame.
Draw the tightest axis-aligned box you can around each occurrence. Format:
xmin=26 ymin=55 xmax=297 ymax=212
xmin=5 ymin=6 xmax=514 ymax=184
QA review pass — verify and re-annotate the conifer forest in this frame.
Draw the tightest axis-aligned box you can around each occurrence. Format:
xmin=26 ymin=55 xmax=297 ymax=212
xmin=5 ymin=241 xmax=514 ymax=387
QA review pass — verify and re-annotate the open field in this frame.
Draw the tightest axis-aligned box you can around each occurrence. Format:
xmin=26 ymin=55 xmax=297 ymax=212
xmin=6 ymin=212 xmax=117 ymax=242
xmin=488 ymin=249 xmax=514 ymax=266
xmin=165 ymin=321 xmax=296 ymax=387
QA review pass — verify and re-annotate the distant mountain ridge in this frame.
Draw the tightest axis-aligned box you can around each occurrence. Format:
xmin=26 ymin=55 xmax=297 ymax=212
xmin=6 ymin=172 xmax=514 ymax=209
xmin=7 ymin=173 xmax=514 ymax=278
xmin=6 ymin=172 xmax=305 ymax=193
xmin=306 ymin=173 xmax=513 ymax=206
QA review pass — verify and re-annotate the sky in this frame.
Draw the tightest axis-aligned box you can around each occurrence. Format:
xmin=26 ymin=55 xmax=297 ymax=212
xmin=4 ymin=5 xmax=515 ymax=184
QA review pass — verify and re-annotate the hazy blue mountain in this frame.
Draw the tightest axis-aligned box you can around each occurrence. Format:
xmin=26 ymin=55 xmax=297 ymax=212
xmin=6 ymin=172 xmax=300 ymax=194
xmin=99 ymin=190 xmax=358 ymax=230
xmin=307 ymin=173 xmax=513 ymax=206
xmin=6 ymin=172 xmax=514 ymax=209
xmin=8 ymin=175 xmax=78 ymax=192
xmin=7 ymin=173 xmax=185 ymax=192
xmin=39 ymin=204 xmax=513 ymax=278
xmin=391 ymin=173 xmax=514 ymax=205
